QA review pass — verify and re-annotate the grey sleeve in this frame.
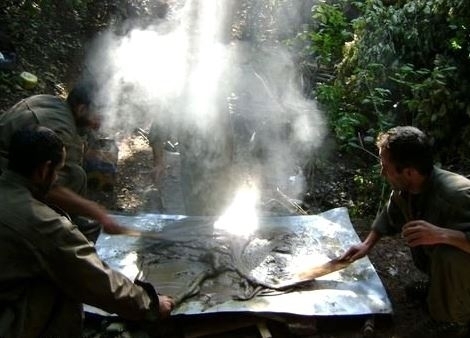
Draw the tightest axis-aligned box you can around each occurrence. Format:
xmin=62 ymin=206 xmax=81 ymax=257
xmin=372 ymin=195 xmax=407 ymax=236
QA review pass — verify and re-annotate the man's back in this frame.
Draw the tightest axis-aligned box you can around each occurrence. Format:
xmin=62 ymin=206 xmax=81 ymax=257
xmin=0 ymin=170 xmax=85 ymax=338
xmin=0 ymin=94 xmax=83 ymax=171
xmin=0 ymin=94 xmax=87 ymax=194
xmin=0 ymin=169 xmax=161 ymax=337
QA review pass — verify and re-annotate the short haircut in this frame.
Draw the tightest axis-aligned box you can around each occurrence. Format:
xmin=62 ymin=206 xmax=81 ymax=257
xmin=66 ymin=79 xmax=98 ymax=111
xmin=8 ymin=126 xmax=64 ymax=176
xmin=376 ymin=126 xmax=434 ymax=176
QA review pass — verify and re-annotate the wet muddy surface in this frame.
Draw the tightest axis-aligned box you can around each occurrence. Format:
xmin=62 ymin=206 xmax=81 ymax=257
xmin=92 ymin=209 xmax=391 ymax=320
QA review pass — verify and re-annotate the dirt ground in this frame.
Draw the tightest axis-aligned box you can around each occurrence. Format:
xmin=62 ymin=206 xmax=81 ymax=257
xmin=85 ymin=133 xmax=428 ymax=338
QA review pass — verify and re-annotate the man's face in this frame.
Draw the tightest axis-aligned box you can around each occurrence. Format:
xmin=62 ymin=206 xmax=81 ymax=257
xmin=379 ymin=148 xmax=410 ymax=191
xmin=75 ymin=105 xmax=102 ymax=130
xmin=41 ymin=148 xmax=66 ymax=193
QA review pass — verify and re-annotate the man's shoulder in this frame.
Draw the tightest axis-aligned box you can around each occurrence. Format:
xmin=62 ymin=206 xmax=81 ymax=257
xmin=18 ymin=95 xmax=76 ymax=133
xmin=24 ymin=94 xmax=68 ymax=111
xmin=3 ymin=94 xmax=69 ymax=120
xmin=433 ymin=167 xmax=470 ymax=187
xmin=0 ymin=180 xmax=70 ymax=234
xmin=0 ymin=185 xmax=37 ymax=229
xmin=432 ymin=167 xmax=470 ymax=201
xmin=26 ymin=94 xmax=62 ymax=101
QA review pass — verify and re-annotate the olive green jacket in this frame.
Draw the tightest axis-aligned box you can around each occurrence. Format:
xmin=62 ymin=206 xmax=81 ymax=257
xmin=372 ymin=167 xmax=470 ymax=238
xmin=0 ymin=94 xmax=87 ymax=193
xmin=0 ymin=170 xmax=158 ymax=338
xmin=373 ymin=167 xmax=470 ymax=322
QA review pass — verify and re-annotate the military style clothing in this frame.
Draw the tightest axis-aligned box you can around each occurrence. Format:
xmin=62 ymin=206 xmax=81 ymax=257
xmin=0 ymin=94 xmax=87 ymax=194
xmin=373 ymin=166 xmax=470 ymax=323
xmin=0 ymin=170 xmax=159 ymax=338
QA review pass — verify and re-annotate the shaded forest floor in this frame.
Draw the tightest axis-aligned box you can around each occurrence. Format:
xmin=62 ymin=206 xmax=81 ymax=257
xmin=0 ymin=2 xmax=430 ymax=337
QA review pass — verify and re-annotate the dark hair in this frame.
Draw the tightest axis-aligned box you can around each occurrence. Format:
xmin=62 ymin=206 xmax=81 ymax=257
xmin=8 ymin=126 xmax=64 ymax=176
xmin=66 ymin=79 xmax=98 ymax=111
xmin=376 ymin=126 xmax=434 ymax=175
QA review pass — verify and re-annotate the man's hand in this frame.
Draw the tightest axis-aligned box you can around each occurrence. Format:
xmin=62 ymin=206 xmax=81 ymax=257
xmin=158 ymin=295 xmax=175 ymax=318
xmin=402 ymin=220 xmax=470 ymax=254
xmin=98 ymin=214 xmax=129 ymax=235
xmin=339 ymin=229 xmax=381 ymax=262
xmin=339 ymin=242 xmax=370 ymax=262
xmin=46 ymin=185 xmax=128 ymax=235
xmin=402 ymin=220 xmax=446 ymax=247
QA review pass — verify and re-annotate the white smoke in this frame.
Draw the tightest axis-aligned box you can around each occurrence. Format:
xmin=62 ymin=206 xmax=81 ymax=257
xmin=84 ymin=0 xmax=324 ymax=204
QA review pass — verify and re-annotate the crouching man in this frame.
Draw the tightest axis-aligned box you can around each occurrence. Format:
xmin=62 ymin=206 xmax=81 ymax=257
xmin=0 ymin=126 xmax=175 ymax=338
xmin=341 ymin=126 xmax=470 ymax=338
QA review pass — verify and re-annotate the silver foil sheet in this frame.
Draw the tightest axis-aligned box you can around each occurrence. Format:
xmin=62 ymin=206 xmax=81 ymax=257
xmin=86 ymin=207 xmax=392 ymax=317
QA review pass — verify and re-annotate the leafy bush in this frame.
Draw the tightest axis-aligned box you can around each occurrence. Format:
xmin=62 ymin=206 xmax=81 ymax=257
xmin=300 ymin=0 xmax=470 ymax=165
xmin=296 ymin=0 xmax=470 ymax=217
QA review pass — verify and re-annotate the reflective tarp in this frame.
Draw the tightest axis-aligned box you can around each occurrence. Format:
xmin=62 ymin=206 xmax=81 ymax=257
xmin=87 ymin=207 xmax=392 ymax=316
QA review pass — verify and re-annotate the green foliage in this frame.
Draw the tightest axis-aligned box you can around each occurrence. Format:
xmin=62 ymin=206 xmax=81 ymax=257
xmin=297 ymin=0 xmax=470 ymax=216
xmin=3 ymin=0 xmax=90 ymax=17
xmin=296 ymin=1 xmax=366 ymax=146
xmin=309 ymin=1 xmax=353 ymax=66
xmin=350 ymin=164 xmax=385 ymax=217
xmin=390 ymin=60 xmax=460 ymax=140
xmin=295 ymin=0 xmax=353 ymax=72
xmin=316 ymin=83 xmax=368 ymax=145
xmin=300 ymin=0 xmax=470 ymax=163
xmin=0 ymin=0 xmax=104 ymax=108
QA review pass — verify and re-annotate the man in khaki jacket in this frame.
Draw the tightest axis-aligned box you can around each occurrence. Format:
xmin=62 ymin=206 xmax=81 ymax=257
xmin=341 ymin=126 xmax=470 ymax=338
xmin=0 ymin=80 xmax=125 ymax=236
xmin=0 ymin=126 xmax=175 ymax=338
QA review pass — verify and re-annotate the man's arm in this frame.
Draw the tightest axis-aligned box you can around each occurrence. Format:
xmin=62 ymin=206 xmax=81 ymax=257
xmin=402 ymin=220 xmax=470 ymax=254
xmin=339 ymin=229 xmax=382 ymax=262
xmin=402 ymin=180 xmax=470 ymax=254
xmin=46 ymin=185 xmax=126 ymax=234
xmin=28 ymin=207 xmax=175 ymax=320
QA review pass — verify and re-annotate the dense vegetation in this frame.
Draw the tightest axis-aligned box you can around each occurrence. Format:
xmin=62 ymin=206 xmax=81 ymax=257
xmin=298 ymin=0 xmax=470 ymax=165
xmin=294 ymin=0 xmax=470 ymax=217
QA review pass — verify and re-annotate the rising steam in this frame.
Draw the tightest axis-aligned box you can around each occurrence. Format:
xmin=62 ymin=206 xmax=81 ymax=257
xmin=84 ymin=0 xmax=325 ymax=211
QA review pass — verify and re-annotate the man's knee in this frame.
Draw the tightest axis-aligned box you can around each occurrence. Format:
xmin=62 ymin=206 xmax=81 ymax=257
xmin=427 ymin=245 xmax=470 ymax=322
xmin=431 ymin=245 xmax=470 ymax=266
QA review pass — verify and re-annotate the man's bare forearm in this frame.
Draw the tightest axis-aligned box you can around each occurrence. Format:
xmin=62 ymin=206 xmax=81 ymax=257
xmin=439 ymin=227 xmax=470 ymax=254
xmin=46 ymin=186 xmax=108 ymax=222
xmin=364 ymin=229 xmax=382 ymax=250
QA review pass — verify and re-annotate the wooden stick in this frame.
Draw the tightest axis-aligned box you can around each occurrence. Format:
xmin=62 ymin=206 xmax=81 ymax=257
xmin=295 ymin=258 xmax=351 ymax=281
xmin=118 ymin=227 xmax=172 ymax=241
xmin=274 ymin=258 xmax=351 ymax=289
